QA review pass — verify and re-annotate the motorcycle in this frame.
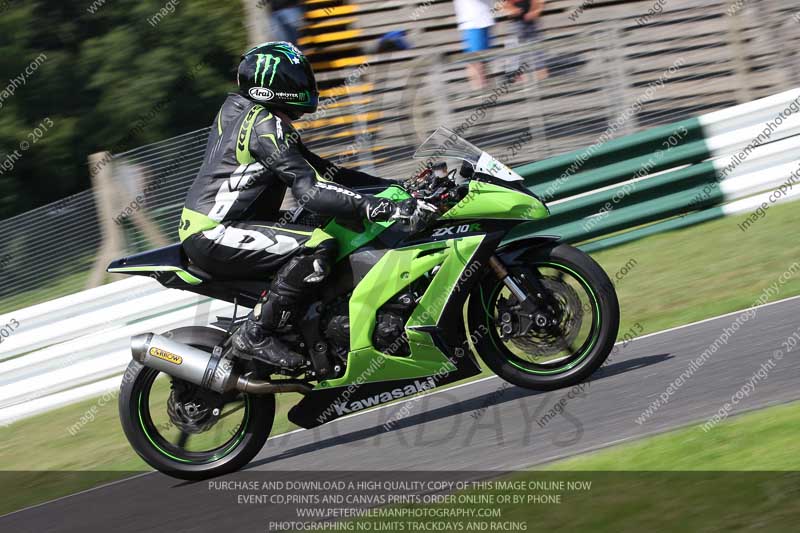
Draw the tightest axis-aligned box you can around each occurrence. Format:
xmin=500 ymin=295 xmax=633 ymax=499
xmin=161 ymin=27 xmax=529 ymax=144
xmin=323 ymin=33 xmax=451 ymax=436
xmin=110 ymin=127 xmax=619 ymax=479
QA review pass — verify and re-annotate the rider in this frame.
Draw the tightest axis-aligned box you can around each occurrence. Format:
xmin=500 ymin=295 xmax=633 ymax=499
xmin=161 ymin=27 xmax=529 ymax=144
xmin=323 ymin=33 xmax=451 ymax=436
xmin=178 ymin=42 xmax=428 ymax=370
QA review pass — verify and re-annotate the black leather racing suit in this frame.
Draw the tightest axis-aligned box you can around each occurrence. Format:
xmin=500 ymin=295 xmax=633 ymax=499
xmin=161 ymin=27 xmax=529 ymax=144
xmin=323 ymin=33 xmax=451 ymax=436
xmin=179 ymin=93 xmax=394 ymax=345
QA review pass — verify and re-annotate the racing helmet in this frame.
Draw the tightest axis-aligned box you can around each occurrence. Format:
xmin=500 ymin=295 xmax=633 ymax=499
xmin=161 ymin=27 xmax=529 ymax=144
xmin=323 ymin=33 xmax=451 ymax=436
xmin=237 ymin=41 xmax=319 ymax=118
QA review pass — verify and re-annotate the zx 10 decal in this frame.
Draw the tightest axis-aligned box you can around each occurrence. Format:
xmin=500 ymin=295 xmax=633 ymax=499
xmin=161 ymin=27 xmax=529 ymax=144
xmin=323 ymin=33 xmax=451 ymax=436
xmin=431 ymin=223 xmax=482 ymax=237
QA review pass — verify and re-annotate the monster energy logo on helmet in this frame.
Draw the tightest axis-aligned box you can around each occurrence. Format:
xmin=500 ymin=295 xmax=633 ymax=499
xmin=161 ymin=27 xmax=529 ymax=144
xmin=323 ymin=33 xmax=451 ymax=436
xmin=240 ymin=41 xmax=317 ymax=114
xmin=251 ymin=42 xmax=306 ymax=87
xmin=254 ymin=54 xmax=281 ymax=87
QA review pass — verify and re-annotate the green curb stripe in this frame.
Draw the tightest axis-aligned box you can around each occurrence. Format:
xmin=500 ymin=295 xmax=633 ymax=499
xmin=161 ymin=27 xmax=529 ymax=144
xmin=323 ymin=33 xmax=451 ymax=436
xmin=514 ymin=118 xmax=703 ymax=184
xmin=578 ymin=206 xmax=725 ymax=254
xmin=545 ymin=161 xmax=719 ymax=221
xmin=509 ymin=180 xmax=726 ymax=244
xmin=503 ymin=103 xmax=756 ymax=253
xmin=524 ymin=136 xmax=713 ymax=202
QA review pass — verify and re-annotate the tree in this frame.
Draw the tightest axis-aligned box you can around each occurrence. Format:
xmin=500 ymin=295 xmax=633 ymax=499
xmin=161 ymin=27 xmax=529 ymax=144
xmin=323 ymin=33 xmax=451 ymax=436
xmin=0 ymin=0 xmax=247 ymax=219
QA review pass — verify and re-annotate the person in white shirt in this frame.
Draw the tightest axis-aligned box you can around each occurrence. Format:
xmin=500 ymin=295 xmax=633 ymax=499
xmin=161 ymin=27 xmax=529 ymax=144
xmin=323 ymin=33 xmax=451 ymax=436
xmin=453 ymin=0 xmax=495 ymax=90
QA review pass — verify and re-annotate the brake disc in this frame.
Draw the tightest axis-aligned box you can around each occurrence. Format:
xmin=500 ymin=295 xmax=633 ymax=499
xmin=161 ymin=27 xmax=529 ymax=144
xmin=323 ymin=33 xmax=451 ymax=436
xmin=166 ymin=381 xmax=223 ymax=435
xmin=504 ymin=277 xmax=584 ymax=359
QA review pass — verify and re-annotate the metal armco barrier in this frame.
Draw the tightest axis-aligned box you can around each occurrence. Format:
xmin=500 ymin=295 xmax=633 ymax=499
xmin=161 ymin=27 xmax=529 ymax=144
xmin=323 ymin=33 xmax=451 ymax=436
xmin=516 ymin=88 xmax=800 ymax=247
xmin=2 ymin=88 xmax=800 ymax=425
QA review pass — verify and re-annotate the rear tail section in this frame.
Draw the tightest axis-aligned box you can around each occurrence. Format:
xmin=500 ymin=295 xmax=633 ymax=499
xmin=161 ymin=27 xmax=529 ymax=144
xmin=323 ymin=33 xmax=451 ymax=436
xmin=107 ymin=243 xmax=206 ymax=285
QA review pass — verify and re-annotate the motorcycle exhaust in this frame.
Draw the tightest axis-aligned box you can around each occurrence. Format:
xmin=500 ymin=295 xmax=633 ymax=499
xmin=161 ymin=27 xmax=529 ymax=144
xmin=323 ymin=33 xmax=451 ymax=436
xmin=130 ymin=333 xmax=313 ymax=395
xmin=131 ymin=333 xmax=238 ymax=393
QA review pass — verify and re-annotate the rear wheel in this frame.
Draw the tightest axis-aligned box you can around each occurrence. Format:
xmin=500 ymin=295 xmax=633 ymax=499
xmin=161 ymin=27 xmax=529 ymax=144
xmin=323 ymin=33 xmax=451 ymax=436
xmin=119 ymin=327 xmax=275 ymax=480
xmin=469 ymin=243 xmax=619 ymax=390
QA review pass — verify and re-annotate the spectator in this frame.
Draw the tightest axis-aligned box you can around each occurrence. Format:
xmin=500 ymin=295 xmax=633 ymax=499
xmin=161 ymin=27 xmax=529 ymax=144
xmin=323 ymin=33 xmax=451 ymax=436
xmin=375 ymin=30 xmax=411 ymax=54
xmin=265 ymin=0 xmax=305 ymax=46
xmin=453 ymin=0 xmax=495 ymax=90
xmin=503 ymin=0 xmax=549 ymax=81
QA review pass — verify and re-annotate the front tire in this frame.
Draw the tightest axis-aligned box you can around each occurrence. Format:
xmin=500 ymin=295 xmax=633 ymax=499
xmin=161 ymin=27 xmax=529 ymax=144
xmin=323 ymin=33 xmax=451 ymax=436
xmin=469 ymin=243 xmax=619 ymax=390
xmin=118 ymin=327 xmax=275 ymax=480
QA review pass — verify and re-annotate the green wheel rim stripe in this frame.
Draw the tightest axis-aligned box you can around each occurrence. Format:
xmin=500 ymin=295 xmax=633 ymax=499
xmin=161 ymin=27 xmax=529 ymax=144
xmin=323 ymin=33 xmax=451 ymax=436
xmin=483 ymin=262 xmax=602 ymax=375
xmin=137 ymin=383 xmax=250 ymax=464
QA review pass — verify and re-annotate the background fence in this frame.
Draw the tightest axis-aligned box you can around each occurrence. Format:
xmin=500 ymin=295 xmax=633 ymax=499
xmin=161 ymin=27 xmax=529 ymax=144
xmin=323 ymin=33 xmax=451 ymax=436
xmin=2 ymin=0 xmax=800 ymax=423
xmin=2 ymin=0 xmax=800 ymax=312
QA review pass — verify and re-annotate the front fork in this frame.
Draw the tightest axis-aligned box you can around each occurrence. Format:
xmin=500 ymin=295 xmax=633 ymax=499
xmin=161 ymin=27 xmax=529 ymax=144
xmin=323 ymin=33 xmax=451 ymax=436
xmin=488 ymin=256 xmax=531 ymax=304
xmin=487 ymin=255 xmax=557 ymax=337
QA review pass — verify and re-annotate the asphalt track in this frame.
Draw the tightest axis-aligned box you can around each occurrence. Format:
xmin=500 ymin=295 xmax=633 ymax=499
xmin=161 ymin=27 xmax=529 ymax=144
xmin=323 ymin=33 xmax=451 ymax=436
xmin=3 ymin=296 xmax=800 ymax=532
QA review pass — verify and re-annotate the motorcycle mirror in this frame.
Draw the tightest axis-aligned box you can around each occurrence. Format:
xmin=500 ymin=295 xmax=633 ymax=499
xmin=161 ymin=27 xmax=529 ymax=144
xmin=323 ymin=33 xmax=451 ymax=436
xmin=457 ymin=161 xmax=474 ymax=184
xmin=459 ymin=161 xmax=474 ymax=179
xmin=432 ymin=161 xmax=448 ymax=179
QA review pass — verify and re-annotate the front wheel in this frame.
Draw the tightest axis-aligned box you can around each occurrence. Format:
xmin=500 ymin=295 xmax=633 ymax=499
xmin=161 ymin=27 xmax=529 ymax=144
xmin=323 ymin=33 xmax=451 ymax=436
xmin=469 ymin=243 xmax=619 ymax=390
xmin=118 ymin=327 xmax=275 ymax=480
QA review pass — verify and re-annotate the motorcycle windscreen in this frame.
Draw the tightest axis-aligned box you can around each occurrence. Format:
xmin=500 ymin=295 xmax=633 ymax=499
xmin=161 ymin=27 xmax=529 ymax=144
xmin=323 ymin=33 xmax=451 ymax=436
xmin=413 ymin=126 xmax=483 ymax=166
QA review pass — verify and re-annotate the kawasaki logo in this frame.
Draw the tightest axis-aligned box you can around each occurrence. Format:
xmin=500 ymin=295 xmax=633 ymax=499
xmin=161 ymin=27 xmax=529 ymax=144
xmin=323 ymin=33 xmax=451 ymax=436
xmin=254 ymin=54 xmax=281 ymax=87
xmin=332 ymin=378 xmax=436 ymax=416
xmin=249 ymin=87 xmax=274 ymax=100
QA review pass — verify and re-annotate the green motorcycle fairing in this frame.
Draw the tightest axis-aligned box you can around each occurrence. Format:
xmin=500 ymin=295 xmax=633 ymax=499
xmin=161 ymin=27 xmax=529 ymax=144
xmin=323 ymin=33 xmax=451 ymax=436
xmin=323 ymin=185 xmax=410 ymax=260
xmin=316 ymin=234 xmax=485 ymax=389
xmin=314 ymin=180 xmax=550 ymax=391
xmin=442 ymin=180 xmax=549 ymax=221
xmin=286 ymin=225 xmax=498 ymax=428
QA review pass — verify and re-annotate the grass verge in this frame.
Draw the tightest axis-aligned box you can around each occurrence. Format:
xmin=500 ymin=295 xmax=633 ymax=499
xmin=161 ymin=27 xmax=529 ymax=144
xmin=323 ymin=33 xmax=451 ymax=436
xmin=545 ymin=400 xmax=800 ymax=471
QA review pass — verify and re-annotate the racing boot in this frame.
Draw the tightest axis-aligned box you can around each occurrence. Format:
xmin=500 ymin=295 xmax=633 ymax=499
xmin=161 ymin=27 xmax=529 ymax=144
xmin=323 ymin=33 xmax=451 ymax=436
xmin=232 ymin=292 xmax=306 ymax=370
xmin=232 ymin=241 xmax=336 ymax=370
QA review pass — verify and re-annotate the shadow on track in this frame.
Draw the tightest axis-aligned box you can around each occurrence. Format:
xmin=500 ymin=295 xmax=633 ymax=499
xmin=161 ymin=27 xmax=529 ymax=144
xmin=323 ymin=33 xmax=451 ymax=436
xmin=244 ymin=353 xmax=672 ymax=469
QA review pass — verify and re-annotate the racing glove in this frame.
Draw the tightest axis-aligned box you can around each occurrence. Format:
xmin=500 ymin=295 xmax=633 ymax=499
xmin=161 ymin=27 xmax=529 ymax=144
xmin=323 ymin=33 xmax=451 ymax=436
xmin=365 ymin=197 xmax=437 ymax=224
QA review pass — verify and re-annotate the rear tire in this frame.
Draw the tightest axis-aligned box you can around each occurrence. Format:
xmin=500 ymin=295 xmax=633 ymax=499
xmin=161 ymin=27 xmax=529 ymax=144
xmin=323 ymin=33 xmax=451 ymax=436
xmin=118 ymin=327 xmax=275 ymax=480
xmin=469 ymin=243 xmax=619 ymax=391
